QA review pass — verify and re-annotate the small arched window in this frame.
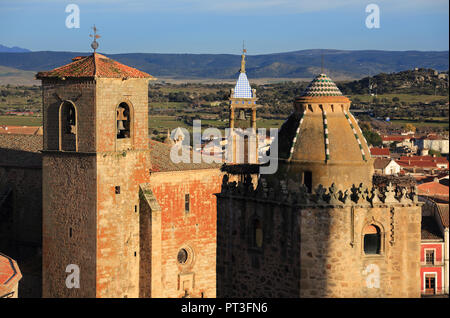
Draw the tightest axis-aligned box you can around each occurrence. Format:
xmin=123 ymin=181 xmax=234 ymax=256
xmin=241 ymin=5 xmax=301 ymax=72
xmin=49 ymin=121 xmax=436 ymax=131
xmin=117 ymin=102 xmax=131 ymax=139
xmin=253 ymin=219 xmax=263 ymax=248
xmin=363 ymin=224 xmax=381 ymax=255
xmin=59 ymin=101 xmax=77 ymax=151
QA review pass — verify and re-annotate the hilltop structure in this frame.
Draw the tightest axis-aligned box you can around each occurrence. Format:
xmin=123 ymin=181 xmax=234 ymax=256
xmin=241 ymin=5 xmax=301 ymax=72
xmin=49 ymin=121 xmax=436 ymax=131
xmin=217 ymin=74 xmax=422 ymax=297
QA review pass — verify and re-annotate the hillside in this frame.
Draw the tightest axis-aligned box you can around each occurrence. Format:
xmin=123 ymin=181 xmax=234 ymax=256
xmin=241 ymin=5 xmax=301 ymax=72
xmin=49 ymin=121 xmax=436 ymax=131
xmin=339 ymin=68 xmax=449 ymax=95
xmin=0 ymin=65 xmax=38 ymax=85
xmin=0 ymin=49 xmax=448 ymax=81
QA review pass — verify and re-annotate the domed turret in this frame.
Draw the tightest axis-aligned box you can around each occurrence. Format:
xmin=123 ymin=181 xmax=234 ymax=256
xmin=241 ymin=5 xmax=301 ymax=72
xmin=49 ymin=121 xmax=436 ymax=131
xmin=273 ymin=74 xmax=373 ymax=190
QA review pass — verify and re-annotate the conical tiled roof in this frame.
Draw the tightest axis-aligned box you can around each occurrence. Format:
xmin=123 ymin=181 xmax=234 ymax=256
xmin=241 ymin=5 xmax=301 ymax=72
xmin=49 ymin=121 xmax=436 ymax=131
xmin=268 ymin=73 xmax=373 ymax=190
xmin=36 ymin=53 xmax=154 ymax=79
xmin=301 ymin=74 xmax=343 ymax=97
xmin=232 ymin=73 xmax=253 ymax=98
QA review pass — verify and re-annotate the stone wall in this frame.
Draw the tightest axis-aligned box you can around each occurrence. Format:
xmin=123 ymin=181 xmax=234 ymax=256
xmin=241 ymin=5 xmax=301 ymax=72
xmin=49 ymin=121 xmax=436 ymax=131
xmin=148 ymin=169 xmax=222 ymax=298
xmin=217 ymin=176 xmax=422 ymax=297
xmin=0 ymin=166 xmax=42 ymax=298
xmin=96 ymin=150 xmax=150 ymax=298
xmin=42 ymin=153 xmax=97 ymax=297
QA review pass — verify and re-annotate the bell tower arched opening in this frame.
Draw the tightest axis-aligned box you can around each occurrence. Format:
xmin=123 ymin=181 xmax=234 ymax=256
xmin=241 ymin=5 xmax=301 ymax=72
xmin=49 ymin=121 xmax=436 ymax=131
xmin=59 ymin=100 xmax=77 ymax=151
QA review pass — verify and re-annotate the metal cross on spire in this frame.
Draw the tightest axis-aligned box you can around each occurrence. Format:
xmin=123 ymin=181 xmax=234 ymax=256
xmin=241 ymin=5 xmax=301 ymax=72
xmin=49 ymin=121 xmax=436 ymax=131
xmin=90 ymin=25 xmax=101 ymax=52
xmin=240 ymin=41 xmax=247 ymax=73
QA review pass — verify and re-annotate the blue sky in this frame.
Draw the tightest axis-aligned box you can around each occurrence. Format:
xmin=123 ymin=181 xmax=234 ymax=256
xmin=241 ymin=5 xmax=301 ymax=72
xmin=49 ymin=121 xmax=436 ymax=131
xmin=0 ymin=0 xmax=448 ymax=54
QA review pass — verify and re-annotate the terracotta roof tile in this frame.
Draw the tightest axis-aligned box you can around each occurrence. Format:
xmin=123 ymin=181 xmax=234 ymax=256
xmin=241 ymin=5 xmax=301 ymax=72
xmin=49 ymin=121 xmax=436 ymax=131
xmin=0 ymin=125 xmax=42 ymax=135
xmin=370 ymin=147 xmax=390 ymax=156
xmin=36 ymin=53 xmax=155 ymax=79
xmin=0 ymin=134 xmax=43 ymax=167
xmin=373 ymin=158 xmax=392 ymax=170
xmin=417 ymin=181 xmax=449 ymax=197
xmin=0 ymin=253 xmax=22 ymax=297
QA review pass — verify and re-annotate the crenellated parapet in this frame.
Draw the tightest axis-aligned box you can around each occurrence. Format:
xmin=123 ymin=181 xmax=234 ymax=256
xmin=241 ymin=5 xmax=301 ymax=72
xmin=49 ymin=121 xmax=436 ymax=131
xmin=218 ymin=174 xmax=421 ymax=208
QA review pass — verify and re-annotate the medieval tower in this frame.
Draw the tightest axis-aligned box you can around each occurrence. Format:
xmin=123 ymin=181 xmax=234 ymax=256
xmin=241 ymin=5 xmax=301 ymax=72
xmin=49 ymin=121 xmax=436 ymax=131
xmin=37 ymin=52 xmax=155 ymax=297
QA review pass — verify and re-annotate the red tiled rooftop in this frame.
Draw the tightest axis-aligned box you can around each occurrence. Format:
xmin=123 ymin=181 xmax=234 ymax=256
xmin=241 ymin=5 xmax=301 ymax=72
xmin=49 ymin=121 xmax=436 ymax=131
xmin=400 ymin=156 xmax=448 ymax=164
xmin=36 ymin=53 xmax=155 ymax=79
xmin=382 ymin=135 xmax=411 ymax=142
xmin=396 ymin=160 xmax=438 ymax=169
xmin=370 ymin=147 xmax=390 ymax=156
xmin=417 ymin=181 xmax=449 ymax=197
xmin=0 ymin=125 xmax=42 ymax=135
xmin=0 ymin=253 xmax=22 ymax=297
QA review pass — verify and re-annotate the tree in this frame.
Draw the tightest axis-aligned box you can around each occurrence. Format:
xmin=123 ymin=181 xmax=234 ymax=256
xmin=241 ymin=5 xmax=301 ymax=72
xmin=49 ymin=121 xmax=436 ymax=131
xmin=360 ymin=122 xmax=382 ymax=146
xmin=392 ymin=96 xmax=400 ymax=102
xmin=403 ymin=123 xmax=416 ymax=133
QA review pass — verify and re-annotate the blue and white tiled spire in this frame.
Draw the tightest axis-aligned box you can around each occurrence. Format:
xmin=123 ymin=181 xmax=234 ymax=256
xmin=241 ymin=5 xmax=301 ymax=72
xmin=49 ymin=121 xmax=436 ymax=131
xmin=232 ymin=50 xmax=253 ymax=98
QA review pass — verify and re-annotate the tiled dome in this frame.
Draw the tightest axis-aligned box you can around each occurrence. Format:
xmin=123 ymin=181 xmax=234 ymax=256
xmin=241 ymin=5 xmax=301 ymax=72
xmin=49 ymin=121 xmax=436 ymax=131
xmin=300 ymin=74 xmax=343 ymax=97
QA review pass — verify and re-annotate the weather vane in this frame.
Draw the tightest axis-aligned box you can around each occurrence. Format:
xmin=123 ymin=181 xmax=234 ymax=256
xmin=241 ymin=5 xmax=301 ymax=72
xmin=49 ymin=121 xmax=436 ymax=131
xmin=90 ymin=25 xmax=101 ymax=52
xmin=242 ymin=40 xmax=246 ymax=54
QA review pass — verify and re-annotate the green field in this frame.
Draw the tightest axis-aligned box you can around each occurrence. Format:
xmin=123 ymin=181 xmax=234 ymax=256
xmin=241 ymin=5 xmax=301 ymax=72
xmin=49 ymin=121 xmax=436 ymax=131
xmin=389 ymin=119 xmax=449 ymax=128
xmin=348 ymin=94 xmax=448 ymax=104
xmin=0 ymin=115 xmax=42 ymax=126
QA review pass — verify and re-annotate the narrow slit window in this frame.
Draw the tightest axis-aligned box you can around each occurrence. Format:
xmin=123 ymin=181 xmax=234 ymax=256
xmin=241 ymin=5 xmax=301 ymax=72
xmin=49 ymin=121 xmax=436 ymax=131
xmin=185 ymin=194 xmax=190 ymax=213
xmin=303 ymin=171 xmax=312 ymax=193
xmin=254 ymin=219 xmax=263 ymax=248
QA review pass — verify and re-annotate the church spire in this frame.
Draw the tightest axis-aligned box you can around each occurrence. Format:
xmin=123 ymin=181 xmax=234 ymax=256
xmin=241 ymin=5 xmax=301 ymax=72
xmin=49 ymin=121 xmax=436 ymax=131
xmin=240 ymin=41 xmax=246 ymax=73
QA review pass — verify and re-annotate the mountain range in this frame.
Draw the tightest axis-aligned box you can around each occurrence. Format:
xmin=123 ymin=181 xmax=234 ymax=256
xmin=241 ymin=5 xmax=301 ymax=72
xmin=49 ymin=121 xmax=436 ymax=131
xmin=0 ymin=48 xmax=448 ymax=82
xmin=0 ymin=45 xmax=31 ymax=53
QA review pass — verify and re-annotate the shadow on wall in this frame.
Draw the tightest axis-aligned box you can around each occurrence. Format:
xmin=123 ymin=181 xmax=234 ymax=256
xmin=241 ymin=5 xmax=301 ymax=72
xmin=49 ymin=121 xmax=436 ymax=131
xmin=216 ymin=173 xmax=333 ymax=297
xmin=0 ymin=147 xmax=43 ymax=298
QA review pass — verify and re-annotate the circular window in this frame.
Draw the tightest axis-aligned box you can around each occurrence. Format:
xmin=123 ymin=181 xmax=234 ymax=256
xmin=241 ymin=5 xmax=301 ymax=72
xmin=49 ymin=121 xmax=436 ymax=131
xmin=177 ymin=248 xmax=188 ymax=264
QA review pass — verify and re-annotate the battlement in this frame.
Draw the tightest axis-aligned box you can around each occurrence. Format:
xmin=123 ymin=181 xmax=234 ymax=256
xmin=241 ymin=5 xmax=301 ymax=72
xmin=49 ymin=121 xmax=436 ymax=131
xmin=218 ymin=174 xmax=421 ymax=208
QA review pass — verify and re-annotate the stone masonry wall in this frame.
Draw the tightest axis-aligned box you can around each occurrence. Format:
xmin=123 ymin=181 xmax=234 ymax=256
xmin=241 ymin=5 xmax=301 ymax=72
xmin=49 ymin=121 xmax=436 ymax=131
xmin=148 ymin=169 xmax=223 ymax=298
xmin=217 ymin=176 xmax=422 ymax=298
xmin=96 ymin=150 xmax=150 ymax=298
xmin=42 ymin=153 xmax=97 ymax=297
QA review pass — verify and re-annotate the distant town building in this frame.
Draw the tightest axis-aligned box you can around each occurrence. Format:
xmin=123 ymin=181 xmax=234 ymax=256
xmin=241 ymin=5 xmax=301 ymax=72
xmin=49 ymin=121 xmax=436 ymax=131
xmin=420 ymin=197 xmax=449 ymax=295
xmin=416 ymin=135 xmax=449 ymax=155
xmin=373 ymin=158 xmax=401 ymax=175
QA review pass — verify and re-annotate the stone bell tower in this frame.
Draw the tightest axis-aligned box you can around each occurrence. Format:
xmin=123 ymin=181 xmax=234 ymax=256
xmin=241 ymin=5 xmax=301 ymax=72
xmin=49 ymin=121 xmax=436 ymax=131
xmin=37 ymin=39 xmax=155 ymax=297
xmin=228 ymin=47 xmax=259 ymax=164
